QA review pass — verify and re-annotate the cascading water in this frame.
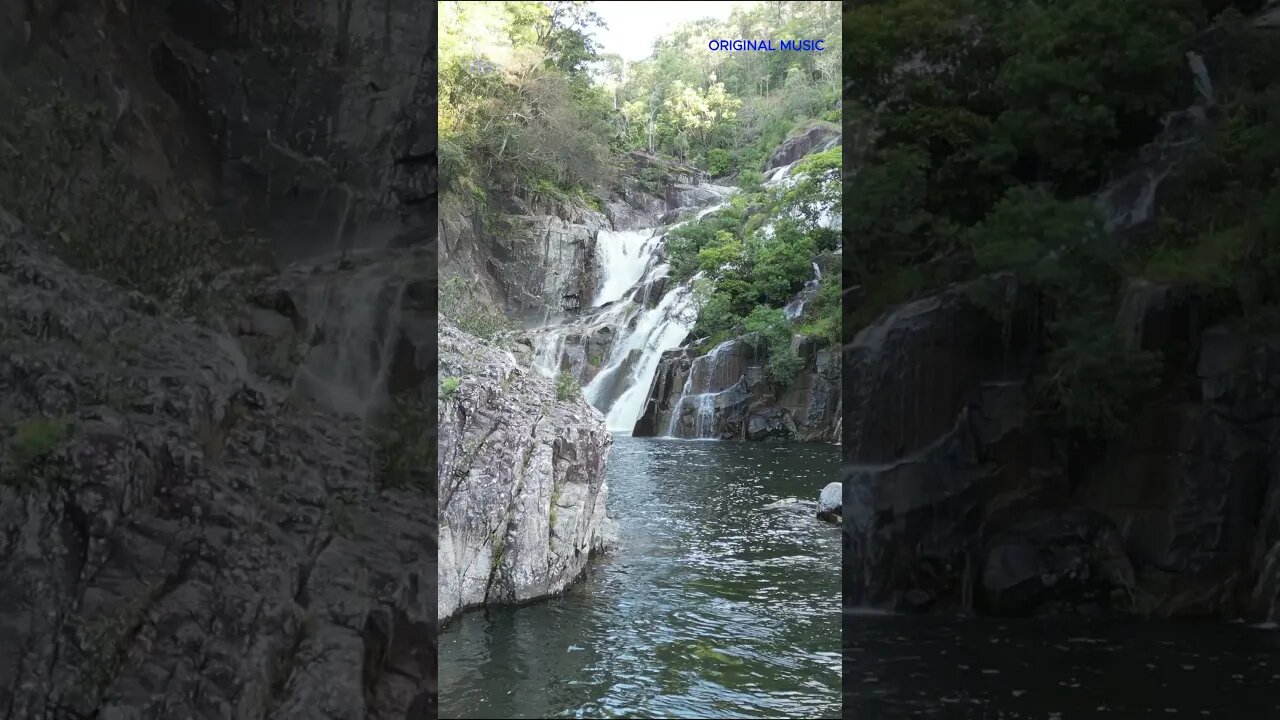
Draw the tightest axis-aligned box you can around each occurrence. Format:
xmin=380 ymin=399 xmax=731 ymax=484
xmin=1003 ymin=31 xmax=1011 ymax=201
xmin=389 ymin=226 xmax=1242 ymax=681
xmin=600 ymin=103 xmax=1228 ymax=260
xmin=664 ymin=339 xmax=739 ymax=439
xmin=784 ymin=262 xmax=823 ymax=321
xmin=593 ymin=228 xmax=660 ymax=307
xmin=585 ymin=275 xmax=704 ymax=432
xmin=292 ymin=255 xmax=412 ymax=419
xmin=528 ymin=185 xmax=733 ymax=435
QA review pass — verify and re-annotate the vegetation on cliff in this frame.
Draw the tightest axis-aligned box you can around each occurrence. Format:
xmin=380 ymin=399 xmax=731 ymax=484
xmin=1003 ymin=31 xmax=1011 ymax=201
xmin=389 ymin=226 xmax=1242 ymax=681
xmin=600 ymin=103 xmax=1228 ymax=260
xmin=845 ymin=0 xmax=1280 ymax=438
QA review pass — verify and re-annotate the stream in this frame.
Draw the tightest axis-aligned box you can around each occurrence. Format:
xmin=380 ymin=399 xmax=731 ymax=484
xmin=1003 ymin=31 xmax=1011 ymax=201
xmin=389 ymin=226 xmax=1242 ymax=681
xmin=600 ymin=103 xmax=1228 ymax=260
xmin=439 ymin=437 xmax=841 ymax=719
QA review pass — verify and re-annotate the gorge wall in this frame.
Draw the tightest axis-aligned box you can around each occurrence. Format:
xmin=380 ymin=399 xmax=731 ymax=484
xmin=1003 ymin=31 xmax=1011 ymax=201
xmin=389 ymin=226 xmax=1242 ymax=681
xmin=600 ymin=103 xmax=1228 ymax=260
xmin=844 ymin=275 xmax=1280 ymax=622
xmin=0 ymin=2 xmax=439 ymax=717
xmin=0 ymin=0 xmax=436 ymax=263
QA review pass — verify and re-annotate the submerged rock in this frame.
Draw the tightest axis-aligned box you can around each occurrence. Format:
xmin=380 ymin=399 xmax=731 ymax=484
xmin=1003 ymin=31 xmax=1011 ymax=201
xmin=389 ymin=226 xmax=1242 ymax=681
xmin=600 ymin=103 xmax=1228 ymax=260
xmin=438 ymin=323 xmax=612 ymax=624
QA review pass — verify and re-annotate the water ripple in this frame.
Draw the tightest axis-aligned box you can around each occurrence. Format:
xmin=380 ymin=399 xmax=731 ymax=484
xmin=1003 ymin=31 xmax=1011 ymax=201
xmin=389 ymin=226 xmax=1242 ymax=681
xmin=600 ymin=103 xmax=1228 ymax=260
xmin=440 ymin=438 xmax=841 ymax=719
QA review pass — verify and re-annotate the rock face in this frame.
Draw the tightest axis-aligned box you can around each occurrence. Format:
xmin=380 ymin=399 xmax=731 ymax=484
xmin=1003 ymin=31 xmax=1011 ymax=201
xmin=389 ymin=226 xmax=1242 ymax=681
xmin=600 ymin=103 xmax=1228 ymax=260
xmin=439 ymin=205 xmax=609 ymax=324
xmin=438 ymin=323 xmax=613 ymax=624
xmin=635 ymin=333 xmax=841 ymax=442
xmin=764 ymin=123 xmax=841 ymax=173
xmin=2 ymin=0 xmax=436 ymax=264
xmin=0 ymin=213 xmax=436 ymax=718
xmin=439 ymin=150 xmax=705 ymax=323
xmin=843 ymin=275 xmax=1280 ymax=621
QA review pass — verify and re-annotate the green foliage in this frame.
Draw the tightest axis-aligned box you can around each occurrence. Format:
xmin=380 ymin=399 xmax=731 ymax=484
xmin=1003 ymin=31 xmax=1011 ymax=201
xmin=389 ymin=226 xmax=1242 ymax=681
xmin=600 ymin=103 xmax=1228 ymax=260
xmin=440 ymin=2 xmax=615 ymax=217
xmin=373 ymin=395 xmax=433 ymax=490
xmin=840 ymin=0 xmax=1241 ymax=439
xmin=440 ymin=377 xmax=462 ymax=399
xmin=555 ymin=371 xmax=579 ymax=401
xmin=440 ymin=274 xmax=517 ymax=343
xmin=706 ymin=148 xmax=732 ymax=176
xmin=2 ymin=416 xmax=75 ymax=477
xmin=970 ymin=187 xmax=1119 ymax=310
xmin=696 ymin=231 xmax=744 ymax=275
xmin=613 ymin=2 xmax=840 ymax=166
xmin=1142 ymin=83 xmax=1280 ymax=309
xmin=994 ymin=0 xmax=1201 ymax=188
xmin=969 ymin=188 xmax=1160 ymax=437
xmin=743 ymin=306 xmax=803 ymax=387
xmin=798 ymin=271 xmax=841 ymax=346
xmin=0 ymin=88 xmax=267 ymax=310
xmin=1033 ymin=314 xmax=1162 ymax=438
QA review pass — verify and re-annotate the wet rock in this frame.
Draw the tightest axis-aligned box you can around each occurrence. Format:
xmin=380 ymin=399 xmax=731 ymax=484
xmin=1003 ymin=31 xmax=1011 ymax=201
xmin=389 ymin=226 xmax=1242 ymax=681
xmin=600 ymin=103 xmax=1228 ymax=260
xmin=746 ymin=407 xmax=796 ymax=441
xmin=817 ymin=481 xmax=842 ymax=523
xmin=659 ymin=206 xmax=700 ymax=225
xmin=631 ymin=275 xmax=670 ymax=308
xmin=979 ymin=510 xmax=1136 ymax=616
xmin=668 ymin=378 xmax=750 ymax=440
xmin=665 ymin=183 xmax=727 ymax=211
xmin=844 ymin=276 xmax=1038 ymax=464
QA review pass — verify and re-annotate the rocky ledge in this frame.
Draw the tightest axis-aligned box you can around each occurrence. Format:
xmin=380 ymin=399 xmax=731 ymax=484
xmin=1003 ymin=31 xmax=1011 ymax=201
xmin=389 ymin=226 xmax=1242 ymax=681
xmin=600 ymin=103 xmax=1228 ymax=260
xmin=438 ymin=323 xmax=614 ymax=624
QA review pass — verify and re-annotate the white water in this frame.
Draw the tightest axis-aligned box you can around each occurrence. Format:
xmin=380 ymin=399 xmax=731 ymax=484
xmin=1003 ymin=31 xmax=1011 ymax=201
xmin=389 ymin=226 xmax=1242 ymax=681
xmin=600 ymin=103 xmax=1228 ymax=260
xmin=594 ymin=228 xmax=660 ymax=307
xmin=665 ymin=339 xmax=738 ymax=438
xmin=528 ymin=192 xmax=718 ymax=433
xmin=293 ymin=259 xmax=408 ymax=419
xmin=585 ymin=275 xmax=703 ymax=433
xmin=784 ymin=262 xmax=823 ymax=321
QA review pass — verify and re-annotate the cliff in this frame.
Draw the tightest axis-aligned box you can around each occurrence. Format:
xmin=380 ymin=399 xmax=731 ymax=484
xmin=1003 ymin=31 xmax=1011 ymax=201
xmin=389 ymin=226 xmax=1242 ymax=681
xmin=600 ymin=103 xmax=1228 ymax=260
xmin=437 ymin=323 xmax=614 ymax=624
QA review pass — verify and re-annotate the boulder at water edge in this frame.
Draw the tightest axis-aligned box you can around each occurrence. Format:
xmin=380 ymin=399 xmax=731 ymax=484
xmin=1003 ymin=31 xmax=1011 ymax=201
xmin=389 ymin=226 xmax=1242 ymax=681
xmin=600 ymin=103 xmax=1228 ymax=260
xmin=438 ymin=322 xmax=613 ymax=624
xmin=817 ymin=482 xmax=842 ymax=524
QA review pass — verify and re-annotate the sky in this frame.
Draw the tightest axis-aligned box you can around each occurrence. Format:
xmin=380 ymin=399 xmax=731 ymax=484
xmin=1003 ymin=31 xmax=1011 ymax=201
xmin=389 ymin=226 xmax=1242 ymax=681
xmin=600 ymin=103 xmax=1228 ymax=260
xmin=588 ymin=1 xmax=751 ymax=62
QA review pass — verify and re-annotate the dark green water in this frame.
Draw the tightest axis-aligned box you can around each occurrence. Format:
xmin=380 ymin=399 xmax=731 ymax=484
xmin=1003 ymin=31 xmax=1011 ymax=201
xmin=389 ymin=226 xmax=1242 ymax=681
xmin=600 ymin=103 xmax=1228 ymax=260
xmin=439 ymin=437 xmax=841 ymax=719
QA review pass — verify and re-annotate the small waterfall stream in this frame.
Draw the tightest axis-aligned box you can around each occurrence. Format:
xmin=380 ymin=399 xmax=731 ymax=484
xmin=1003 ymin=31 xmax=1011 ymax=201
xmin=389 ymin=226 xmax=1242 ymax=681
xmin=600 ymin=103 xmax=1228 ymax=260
xmin=784 ymin=262 xmax=823 ymax=321
xmin=665 ymin=339 xmax=739 ymax=439
xmin=291 ymin=253 xmax=418 ymax=419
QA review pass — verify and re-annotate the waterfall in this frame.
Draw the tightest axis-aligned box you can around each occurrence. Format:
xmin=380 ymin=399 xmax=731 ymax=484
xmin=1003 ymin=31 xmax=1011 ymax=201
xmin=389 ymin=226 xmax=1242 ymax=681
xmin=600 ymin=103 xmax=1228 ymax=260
xmin=521 ymin=184 xmax=731 ymax=434
xmin=664 ymin=339 xmax=739 ymax=439
xmin=1096 ymin=50 xmax=1217 ymax=233
xmin=1187 ymin=50 xmax=1214 ymax=108
xmin=594 ymin=228 xmax=661 ymax=307
xmin=784 ymin=262 xmax=823 ymax=321
xmin=586 ymin=276 xmax=703 ymax=433
xmin=532 ymin=327 xmax=569 ymax=376
xmin=292 ymin=258 xmax=408 ymax=419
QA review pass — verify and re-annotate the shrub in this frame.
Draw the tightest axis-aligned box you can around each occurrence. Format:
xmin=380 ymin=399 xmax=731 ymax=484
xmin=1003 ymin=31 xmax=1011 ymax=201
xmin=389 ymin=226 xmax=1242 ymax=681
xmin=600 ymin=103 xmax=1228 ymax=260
xmin=555 ymin=371 xmax=579 ymax=401
xmin=743 ymin=306 xmax=803 ymax=387
xmin=2 ymin=415 xmax=75 ymax=480
xmin=706 ymin=148 xmax=732 ymax=176
xmin=372 ymin=395 xmax=433 ymax=490
xmin=440 ymin=274 xmax=518 ymax=343
xmin=440 ymin=377 xmax=462 ymax=398
xmin=0 ymin=88 xmax=267 ymax=311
